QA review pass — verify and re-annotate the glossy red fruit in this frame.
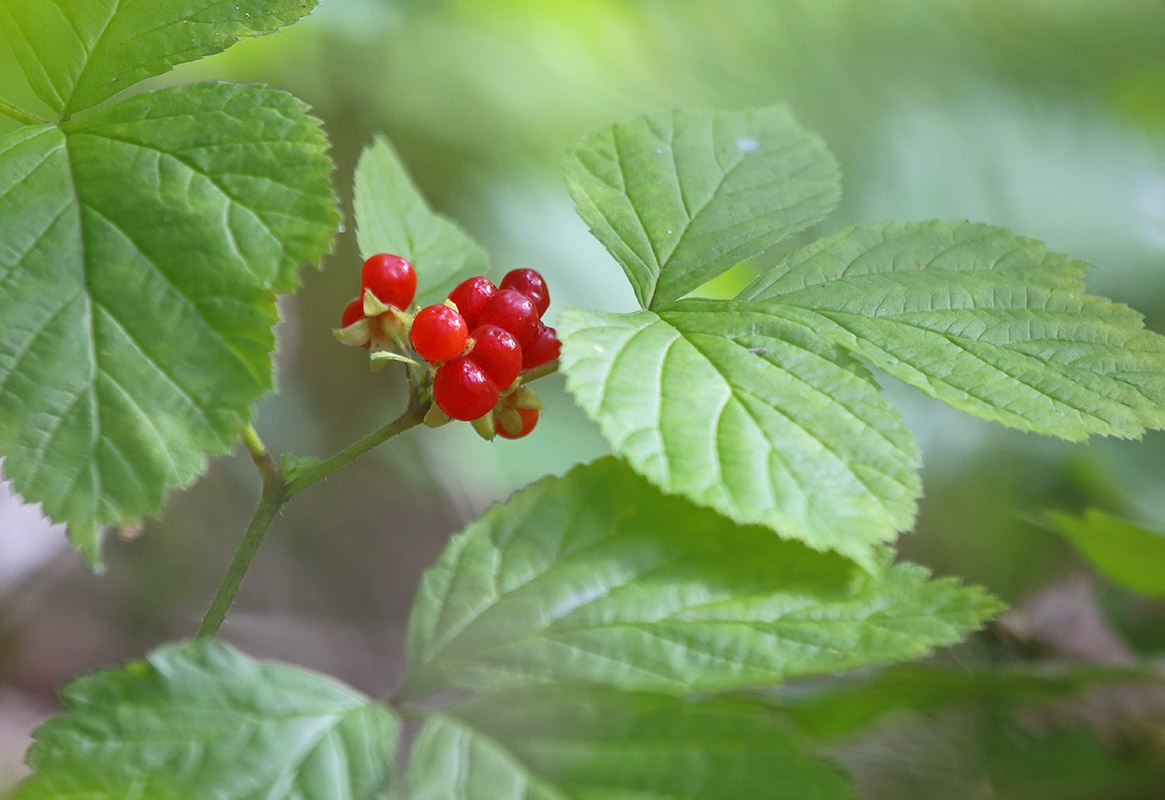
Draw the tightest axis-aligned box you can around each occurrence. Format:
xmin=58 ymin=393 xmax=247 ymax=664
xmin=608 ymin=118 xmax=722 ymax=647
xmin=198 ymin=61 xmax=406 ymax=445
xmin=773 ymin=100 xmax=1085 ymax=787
xmin=341 ymin=298 xmax=370 ymax=348
xmin=497 ymin=407 xmax=539 ymax=439
xmin=410 ymin=304 xmax=469 ymax=363
xmin=500 ymin=268 xmax=550 ymax=317
xmin=467 ymin=325 xmax=522 ymax=389
xmin=361 ymin=254 xmax=417 ymax=309
xmin=478 ymin=289 xmax=539 ymax=348
xmin=433 ymin=358 xmax=499 ymax=421
xmin=448 ymin=276 xmax=497 ymax=329
xmin=522 ymin=323 xmax=560 ymax=370
xmin=341 ymin=298 xmax=364 ymax=327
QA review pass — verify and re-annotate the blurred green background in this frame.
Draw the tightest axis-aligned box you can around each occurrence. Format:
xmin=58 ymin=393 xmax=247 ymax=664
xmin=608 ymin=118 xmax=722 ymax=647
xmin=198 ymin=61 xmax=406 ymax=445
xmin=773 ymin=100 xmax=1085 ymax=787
xmin=2 ymin=0 xmax=1164 ymax=795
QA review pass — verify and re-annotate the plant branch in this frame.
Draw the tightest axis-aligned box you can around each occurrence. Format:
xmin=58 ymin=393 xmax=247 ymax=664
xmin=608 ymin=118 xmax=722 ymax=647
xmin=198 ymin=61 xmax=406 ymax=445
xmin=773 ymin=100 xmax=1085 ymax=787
xmin=198 ymin=360 xmax=557 ymax=636
xmin=197 ymin=476 xmax=284 ymax=637
xmin=198 ymin=403 xmax=427 ymax=636
xmin=242 ymin=423 xmax=279 ymax=486
xmin=285 ymin=402 xmax=427 ymax=497
xmin=0 ymin=97 xmax=49 ymax=126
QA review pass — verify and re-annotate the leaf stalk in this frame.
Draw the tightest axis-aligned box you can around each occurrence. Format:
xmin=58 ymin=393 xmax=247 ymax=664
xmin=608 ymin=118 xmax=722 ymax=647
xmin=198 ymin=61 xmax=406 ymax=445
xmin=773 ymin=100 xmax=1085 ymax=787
xmin=0 ymin=97 xmax=49 ymax=126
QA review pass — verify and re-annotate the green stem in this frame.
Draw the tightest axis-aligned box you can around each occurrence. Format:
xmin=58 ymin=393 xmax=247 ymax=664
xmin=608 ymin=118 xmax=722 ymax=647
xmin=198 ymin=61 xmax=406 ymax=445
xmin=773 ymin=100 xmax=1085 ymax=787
xmin=197 ymin=476 xmax=284 ymax=637
xmin=285 ymin=402 xmax=427 ymax=497
xmin=198 ymin=360 xmax=556 ymax=636
xmin=198 ymin=404 xmax=426 ymax=636
xmin=0 ymin=97 xmax=49 ymax=126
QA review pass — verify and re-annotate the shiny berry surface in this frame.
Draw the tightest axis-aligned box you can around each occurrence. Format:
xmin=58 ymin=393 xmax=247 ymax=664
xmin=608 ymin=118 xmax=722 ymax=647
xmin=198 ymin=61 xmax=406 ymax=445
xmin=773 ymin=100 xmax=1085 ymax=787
xmin=467 ymin=325 xmax=522 ymax=389
xmin=478 ymin=289 xmax=540 ymax=348
xmin=497 ymin=407 xmax=539 ymax=440
xmin=500 ymin=268 xmax=550 ymax=317
xmin=410 ymin=304 xmax=468 ymax=362
xmin=448 ymin=276 xmax=497 ymax=329
xmin=522 ymin=323 xmax=560 ymax=370
xmin=433 ymin=358 xmax=499 ymax=421
xmin=361 ymin=254 xmax=416 ymax=309
xmin=340 ymin=298 xmax=364 ymax=328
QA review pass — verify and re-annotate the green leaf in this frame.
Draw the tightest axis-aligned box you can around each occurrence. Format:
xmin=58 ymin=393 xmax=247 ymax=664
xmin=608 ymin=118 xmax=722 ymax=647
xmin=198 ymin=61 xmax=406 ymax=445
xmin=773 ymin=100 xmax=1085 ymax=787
xmin=738 ymin=221 xmax=1165 ymax=441
xmin=557 ymin=301 xmax=921 ymax=566
xmin=1046 ymin=508 xmax=1165 ymax=599
xmin=0 ymin=82 xmax=338 ymax=562
xmin=563 ymin=105 xmax=840 ymax=309
xmin=353 ymin=135 xmax=491 ymax=306
xmin=0 ymin=0 xmax=319 ymax=117
xmin=402 ymin=459 xmax=998 ymax=698
xmin=406 ymin=687 xmax=850 ymax=800
xmin=18 ymin=638 xmax=399 ymax=799
xmin=773 ymin=663 xmax=1160 ymax=741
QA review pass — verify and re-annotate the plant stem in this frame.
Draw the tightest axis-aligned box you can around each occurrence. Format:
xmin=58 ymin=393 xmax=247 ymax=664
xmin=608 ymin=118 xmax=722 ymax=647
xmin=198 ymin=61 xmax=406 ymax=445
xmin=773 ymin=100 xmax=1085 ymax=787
xmin=198 ymin=359 xmax=557 ymax=636
xmin=196 ymin=477 xmax=284 ymax=637
xmin=0 ymin=97 xmax=49 ymax=126
xmin=284 ymin=402 xmax=427 ymax=497
xmin=241 ymin=423 xmax=279 ymax=486
xmin=197 ymin=403 xmax=426 ymax=636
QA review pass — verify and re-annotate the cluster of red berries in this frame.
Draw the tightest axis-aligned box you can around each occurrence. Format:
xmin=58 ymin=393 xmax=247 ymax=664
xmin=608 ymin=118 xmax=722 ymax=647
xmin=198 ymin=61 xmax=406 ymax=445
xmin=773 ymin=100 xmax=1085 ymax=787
xmin=337 ymin=254 xmax=560 ymax=440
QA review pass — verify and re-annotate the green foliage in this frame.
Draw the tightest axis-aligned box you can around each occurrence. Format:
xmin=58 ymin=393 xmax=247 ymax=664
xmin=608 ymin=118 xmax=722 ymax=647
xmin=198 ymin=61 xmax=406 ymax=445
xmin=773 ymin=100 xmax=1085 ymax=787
xmin=17 ymin=639 xmax=399 ymax=799
xmin=561 ymin=110 xmax=1165 ymax=565
xmin=0 ymin=0 xmax=318 ymax=116
xmin=353 ymin=136 xmax=492 ymax=306
xmin=406 ymin=688 xmax=849 ymax=800
xmin=773 ymin=663 xmax=1162 ymax=740
xmin=738 ymin=221 xmax=1165 ymax=440
xmin=1047 ymin=508 xmax=1165 ymax=598
xmin=557 ymin=304 xmax=919 ymax=567
xmin=6 ymin=8 xmax=1165 ymax=791
xmin=562 ymin=106 xmax=840 ymax=309
xmin=0 ymin=0 xmax=338 ymax=563
xmin=403 ymin=459 xmax=996 ymax=697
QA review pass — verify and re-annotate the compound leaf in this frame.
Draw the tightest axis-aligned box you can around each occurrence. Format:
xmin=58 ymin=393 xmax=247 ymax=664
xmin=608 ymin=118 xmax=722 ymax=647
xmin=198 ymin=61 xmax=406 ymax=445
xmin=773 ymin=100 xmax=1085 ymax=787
xmin=557 ymin=301 xmax=921 ymax=566
xmin=402 ymin=459 xmax=998 ymax=698
xmin=0 ymin=82 xmax=338 ymax=563
xmin=1047 ymin=508 xmax=1165 ymax=599
xmin=739 ymin=221 xmax=1165 ymax=440
xmin=353 ymin=135 xmax=491 ymax=306
xmin=0 ymin=0 xmax=318 ymax=117
xmin=563 ymin=105 xmax=840 ymax=309
xmin=18 ymin=638 xmax=399 ymax=800
xmin=406 ymin=687 xmax=850 ymax=800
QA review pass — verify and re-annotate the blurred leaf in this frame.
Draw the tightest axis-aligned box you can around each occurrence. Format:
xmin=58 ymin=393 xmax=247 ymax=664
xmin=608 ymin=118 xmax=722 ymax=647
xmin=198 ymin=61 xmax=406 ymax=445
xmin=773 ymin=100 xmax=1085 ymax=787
xmin=406 ymin=687 xmax=850 ymax=800
xmin=0 ymin=82 xmax=337 ymax=563
xmin=563 ymin=105 xmax=840 ymax=309
xmin=558 ymin=302 xmax=920 ymax=567
xmin=18 ymin=638 xmax=399 ymax=799
xmin=1048 ymin=508 xmax=1165 ymax=599
xmin=776 ymin=663 xmax=1161 ymax=741
xmin=0 ymin=0 xmax=319 ymax=116
xmin=402 ymin=458 xmax=998 ymax=698
xmin=740 ymin=221 xmax=1165 ymax=441
xmin=353 ymin=135 xmax=491 ymax=306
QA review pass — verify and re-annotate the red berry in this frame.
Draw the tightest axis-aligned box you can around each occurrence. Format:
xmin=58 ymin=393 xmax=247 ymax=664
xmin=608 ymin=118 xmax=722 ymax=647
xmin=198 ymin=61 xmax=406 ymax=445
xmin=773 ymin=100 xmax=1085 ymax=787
xmin=448 ymin=276 xmax=497 ymax=329
xmin=341 ymin=298 xmax=370 ymax=348
xmin=433 ymin=358 xmax=499 ymax=421
xmin=478 ymin=289 xmax=540 ymax=349
xmin=467 ymin=325 xmax=522 ymax=389
xmin=522 ymin=323 xmax=560 ymax=370
xmin=500 ymin=268 xmax=550 ymax=317
xmin=361 ymin=254 xmax=416 ymax=309
xmin=411 ymin=304 xmax=468 ymax=363
xmin=341 ymin=298 xmax=364 ymax=327
xmin=497 ymin=407 xmax=539 ymax=440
